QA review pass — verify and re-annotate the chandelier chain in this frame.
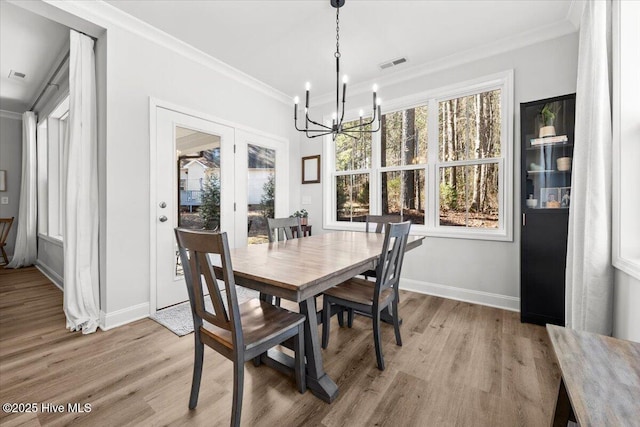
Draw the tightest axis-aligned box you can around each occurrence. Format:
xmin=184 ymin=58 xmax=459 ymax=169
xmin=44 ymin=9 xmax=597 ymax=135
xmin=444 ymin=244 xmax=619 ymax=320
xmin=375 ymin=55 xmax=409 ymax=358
xmin=335 ymin=6 xmax=340 ymax=58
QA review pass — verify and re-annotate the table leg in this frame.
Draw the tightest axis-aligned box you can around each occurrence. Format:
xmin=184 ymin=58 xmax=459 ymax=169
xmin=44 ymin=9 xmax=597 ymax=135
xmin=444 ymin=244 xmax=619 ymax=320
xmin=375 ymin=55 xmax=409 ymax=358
xmin=299 ymin=297 xmax=339 ymax=403
xmin=551 ymin=378 xmax=575 ymax=427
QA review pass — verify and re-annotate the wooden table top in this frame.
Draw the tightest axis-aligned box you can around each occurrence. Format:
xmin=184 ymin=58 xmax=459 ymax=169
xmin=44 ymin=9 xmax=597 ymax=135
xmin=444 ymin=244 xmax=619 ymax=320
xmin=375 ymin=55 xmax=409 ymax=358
xmin=547 ymin=324 xmax=640 ymax=426
xmin=229 ymin=231 xmax=424 ymax=302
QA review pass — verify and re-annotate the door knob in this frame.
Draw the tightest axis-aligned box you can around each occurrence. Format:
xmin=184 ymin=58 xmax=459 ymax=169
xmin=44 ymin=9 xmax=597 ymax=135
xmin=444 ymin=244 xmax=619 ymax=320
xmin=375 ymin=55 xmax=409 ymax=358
xmin=159 ymin=201 xmax=167 ymax=208
xmin=159 ymin=215 xmax=168 ymax=222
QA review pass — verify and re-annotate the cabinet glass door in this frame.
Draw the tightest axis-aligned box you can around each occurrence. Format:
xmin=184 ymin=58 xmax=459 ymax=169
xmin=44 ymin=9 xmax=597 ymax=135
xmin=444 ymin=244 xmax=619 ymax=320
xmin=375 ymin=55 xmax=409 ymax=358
xmin=521 ymin=95 xmax=575 ymax=210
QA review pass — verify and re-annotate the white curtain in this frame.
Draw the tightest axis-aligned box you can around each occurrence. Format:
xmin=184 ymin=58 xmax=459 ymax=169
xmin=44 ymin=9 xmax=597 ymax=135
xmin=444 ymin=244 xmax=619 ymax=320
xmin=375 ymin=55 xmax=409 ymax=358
xmin=565 ymin=0 xmax=613 ymax=335
xmin=63 ymin=30 xmax=100 ymax=334
xmin=7 ymin=112 xmax=38 ymax=268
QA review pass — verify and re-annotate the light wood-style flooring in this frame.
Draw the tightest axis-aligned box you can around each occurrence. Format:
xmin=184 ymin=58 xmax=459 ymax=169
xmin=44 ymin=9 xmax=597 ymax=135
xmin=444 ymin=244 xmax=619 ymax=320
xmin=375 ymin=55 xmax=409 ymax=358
xmin=0 ymin=267 xmax=560 ymax=426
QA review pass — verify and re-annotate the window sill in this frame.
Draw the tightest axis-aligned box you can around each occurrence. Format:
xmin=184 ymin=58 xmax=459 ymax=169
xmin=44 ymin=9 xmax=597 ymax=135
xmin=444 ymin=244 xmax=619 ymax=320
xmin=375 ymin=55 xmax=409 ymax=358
xmin=613 ymin=255 xmax=640 ymax=281
xmin=323 ymin=221 xmax=512 ymax=242
xmin=38 ymin=234 xmax=64 ymax=247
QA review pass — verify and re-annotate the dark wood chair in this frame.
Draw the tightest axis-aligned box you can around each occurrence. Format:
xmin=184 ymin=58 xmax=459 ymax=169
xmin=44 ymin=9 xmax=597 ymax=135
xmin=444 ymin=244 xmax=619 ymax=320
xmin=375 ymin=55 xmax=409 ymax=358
xmin=0 ymin=217 xmax=14 ymax=265
xmin=267 ymin=217 xmax=302 ymax=243
xmin=321 ymin=221 xmax=411 ymax=371
xmin=266 ymin=217 xmax=304 ymax=306
xmin=174 ymin=228 xmax=306 ymax=427
xmin=340 ymin=214 xmax=404 ymax=327
xmin=362 ymin=214 xmax=402 ymax=278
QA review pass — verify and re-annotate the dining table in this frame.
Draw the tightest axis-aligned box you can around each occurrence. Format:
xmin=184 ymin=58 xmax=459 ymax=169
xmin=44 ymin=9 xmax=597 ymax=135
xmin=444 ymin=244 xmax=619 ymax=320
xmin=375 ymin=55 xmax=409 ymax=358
xmin=225 ymin=230 xmax=424 ymax=403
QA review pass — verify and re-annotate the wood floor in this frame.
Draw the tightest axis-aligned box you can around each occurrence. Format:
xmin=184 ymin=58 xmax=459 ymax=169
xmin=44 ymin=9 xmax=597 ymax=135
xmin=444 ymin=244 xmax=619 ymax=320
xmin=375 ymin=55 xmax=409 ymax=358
xmin=0 ymin=267 xmax=561 ymax=427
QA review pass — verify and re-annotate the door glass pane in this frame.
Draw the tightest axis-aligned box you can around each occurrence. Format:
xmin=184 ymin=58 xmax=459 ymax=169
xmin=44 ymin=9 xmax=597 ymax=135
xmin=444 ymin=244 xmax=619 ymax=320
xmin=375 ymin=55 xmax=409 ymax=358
xmin=336 ymin=173 xmax=369 ymax=222
xmin=381 ymin=169 xmax=426 ymax=225
xmin=175 ymin=127 xmax=221 ymax=275
xmin=176 ymin=127 xmax=221 ymax=230
xmin=248 ymin=144 xmax=276 ymax=244
xmin=439 ymin=164 xmax=499 ymax=229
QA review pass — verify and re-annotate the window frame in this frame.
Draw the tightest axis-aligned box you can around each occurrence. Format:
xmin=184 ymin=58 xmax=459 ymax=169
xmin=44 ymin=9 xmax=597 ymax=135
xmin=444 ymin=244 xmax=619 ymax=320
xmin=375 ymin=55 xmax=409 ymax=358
xmin=37 ymin=95 xmax=69 ymax=244
xmin=323 ymin=70 xmax=514 ymax=241
xmin=612 ymin=0 xmax=640 ymax=279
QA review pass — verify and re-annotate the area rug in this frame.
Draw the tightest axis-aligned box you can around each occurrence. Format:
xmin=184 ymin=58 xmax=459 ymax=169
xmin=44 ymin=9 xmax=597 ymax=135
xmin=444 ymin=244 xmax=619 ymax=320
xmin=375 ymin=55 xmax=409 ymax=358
xmin=151 ymin=286 xmax=259 ymax=336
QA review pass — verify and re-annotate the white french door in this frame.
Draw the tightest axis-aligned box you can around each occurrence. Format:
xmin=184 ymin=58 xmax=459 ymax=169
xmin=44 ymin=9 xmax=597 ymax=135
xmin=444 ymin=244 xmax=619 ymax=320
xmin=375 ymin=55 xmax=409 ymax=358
xmin=152 ymin=107 xmax=289 ymax=310
xmin=155 ymin=108 xmax=235 ymax=309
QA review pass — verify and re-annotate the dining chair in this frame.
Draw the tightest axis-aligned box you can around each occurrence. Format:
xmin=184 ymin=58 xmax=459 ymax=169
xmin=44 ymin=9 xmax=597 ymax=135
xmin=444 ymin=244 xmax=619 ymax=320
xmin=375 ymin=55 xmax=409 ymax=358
xmin=341 ymin=214 xmax=404 ymax=327
xmin=266 ymin=217 xmax=304 ymax=306
xmin=267 ymin=217 xmax=302 ymax=243
xmin=321 ymin=221 xmax=411 ymax=371
xmin=0 ymin=217 xmax=14 ymax=265
xmin=362 ymin=214 xmax=402 ymax=278
xmin=174 ymin=228 xmax=306 ymax=427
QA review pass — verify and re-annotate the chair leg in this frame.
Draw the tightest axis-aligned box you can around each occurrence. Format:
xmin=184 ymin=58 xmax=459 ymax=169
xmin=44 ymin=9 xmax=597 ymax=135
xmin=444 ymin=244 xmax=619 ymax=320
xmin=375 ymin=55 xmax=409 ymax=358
xmin=294 ymin=324 xmax=306 ymax=393
xmin=347 ymin=309 xmax=354 ymax=328
xmin=189 ymin=340 xmax=204 ymax=409
xmin=231 ymin=358 xmax=244 ymax=427
xmin=373 ymin=311 xmax=385 ymax=371
xmin=322 ymin=297 xmax=331 ymax=349
xmin=392 ymin=299 xmax=402 ymax=346
xmin=337 ymin=309 xmax=344 ymax=327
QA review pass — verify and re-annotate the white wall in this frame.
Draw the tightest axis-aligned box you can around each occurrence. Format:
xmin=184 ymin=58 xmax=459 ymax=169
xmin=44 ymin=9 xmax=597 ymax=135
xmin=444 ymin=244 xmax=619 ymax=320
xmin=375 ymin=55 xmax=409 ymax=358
xmin=0 ymin=113 xmax=22 ymax=258
xmin=300 ymin=32 xmax=579 ymax=310
xmin=613 ymin=269 xmax=640 ymax=342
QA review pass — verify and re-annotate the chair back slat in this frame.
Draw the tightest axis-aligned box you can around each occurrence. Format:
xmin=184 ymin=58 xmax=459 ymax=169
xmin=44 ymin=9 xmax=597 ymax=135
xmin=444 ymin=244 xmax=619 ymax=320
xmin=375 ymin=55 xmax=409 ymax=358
xmin=375 ymin=221 xmax=411 ymax=299
xmin=175 ymin=228 xmax=242 ymax=342
xmin=267 ymin=217 xmax=302 ymax=243
xmin=365 ymin=214 xmax=402 ymax=234
xmin=0 ymin=217 xmax=14 ymax=244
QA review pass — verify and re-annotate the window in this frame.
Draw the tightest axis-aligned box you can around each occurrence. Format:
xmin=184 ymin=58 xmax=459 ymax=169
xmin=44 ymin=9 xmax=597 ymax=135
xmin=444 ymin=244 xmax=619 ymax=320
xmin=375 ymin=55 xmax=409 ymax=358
xmin=324 ymin=71 xmax=513 ymax=241
xmin=612 ymin=0 xmax=640 ymax=279
xmin=37 ymin=95 xmax=69 ymax=243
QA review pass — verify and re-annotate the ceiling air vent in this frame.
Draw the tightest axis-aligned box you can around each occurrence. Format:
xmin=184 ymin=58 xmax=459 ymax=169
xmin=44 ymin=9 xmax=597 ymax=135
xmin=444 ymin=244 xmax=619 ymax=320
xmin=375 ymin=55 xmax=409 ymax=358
xmin=8 ymin=70 xmax=26 ymax=80
xmin=378 ymin=57 xmax=408 ymax=71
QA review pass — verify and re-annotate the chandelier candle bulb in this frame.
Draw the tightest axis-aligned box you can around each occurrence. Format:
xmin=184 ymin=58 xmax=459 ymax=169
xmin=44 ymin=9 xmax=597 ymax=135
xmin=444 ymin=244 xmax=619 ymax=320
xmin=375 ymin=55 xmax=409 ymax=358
xmin=294 ymin=97 xmax=299 ymax=120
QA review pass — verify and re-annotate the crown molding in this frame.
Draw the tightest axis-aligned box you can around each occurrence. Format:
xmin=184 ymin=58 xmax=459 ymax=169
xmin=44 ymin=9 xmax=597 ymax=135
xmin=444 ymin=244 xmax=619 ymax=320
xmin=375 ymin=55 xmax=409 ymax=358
xmin=43 ymin=0 xmax=291 ymax=105
xmin=0 ymin=110 xmax=23 ymax=120
xmin=314 ymin=18 xmax=579 ymax=107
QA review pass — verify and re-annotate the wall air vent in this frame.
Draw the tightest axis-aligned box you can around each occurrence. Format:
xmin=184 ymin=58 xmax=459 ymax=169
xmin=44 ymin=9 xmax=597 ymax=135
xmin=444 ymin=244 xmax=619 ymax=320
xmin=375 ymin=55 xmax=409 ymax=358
xmin=8 ymin=70 xmax=26 ymax=80
xmin=378 ymin=57 xmax=408 ymax=71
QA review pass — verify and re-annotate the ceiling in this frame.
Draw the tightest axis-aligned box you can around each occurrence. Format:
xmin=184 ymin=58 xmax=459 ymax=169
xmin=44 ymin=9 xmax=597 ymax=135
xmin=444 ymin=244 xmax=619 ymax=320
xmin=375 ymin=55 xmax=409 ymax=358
xmin=0 ymin=1 xmax=579 ymax=114
xmin=105 ymin=0 xmax=579 ymax=100
xmin=0 ymin=1 xmax=69 ymax=113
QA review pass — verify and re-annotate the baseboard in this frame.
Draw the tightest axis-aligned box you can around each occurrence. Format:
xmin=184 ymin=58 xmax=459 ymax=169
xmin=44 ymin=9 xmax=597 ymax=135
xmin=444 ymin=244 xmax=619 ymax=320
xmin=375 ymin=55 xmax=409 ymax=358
xmin=100 ymin=302 xmax=150 ymax=331
xmin=35 ymin=262 xmax=64 ymax=291
xmin=400 ymin=278 xmax=520 ymax=312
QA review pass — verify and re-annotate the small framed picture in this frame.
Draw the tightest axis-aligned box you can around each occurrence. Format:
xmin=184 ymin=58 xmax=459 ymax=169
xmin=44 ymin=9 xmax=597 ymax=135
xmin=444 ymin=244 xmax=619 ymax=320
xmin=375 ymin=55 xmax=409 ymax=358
xmin=558 ymin=187 xmax=571 ymax=208
xmin=302 ymin=155 xmax=320 ymax=184
xmin=541 ymin=187 xmax=561 ymax=208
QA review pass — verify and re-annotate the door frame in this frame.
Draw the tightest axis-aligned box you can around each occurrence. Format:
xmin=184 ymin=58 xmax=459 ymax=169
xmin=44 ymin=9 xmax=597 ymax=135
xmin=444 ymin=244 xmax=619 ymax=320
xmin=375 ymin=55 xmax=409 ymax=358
xmin=149 ymin=98 xmax=290 ymax=315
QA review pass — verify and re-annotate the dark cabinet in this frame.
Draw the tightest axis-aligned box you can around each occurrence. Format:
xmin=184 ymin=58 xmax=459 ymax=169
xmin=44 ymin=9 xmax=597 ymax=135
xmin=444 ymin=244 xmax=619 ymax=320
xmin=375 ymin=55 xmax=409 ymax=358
xmin=520 ymin=93 xmax=575 ymax=326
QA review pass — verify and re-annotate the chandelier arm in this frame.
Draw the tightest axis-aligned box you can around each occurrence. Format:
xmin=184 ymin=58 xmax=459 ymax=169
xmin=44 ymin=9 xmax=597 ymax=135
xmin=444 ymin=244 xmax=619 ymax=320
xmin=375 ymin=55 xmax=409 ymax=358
xmin=341 ymin=117 xmax=376 ymax=131
xmin=307 ymin=131 xmax=333 ymax=139
xmin=305 ymin=114 xmax=332 ymax=130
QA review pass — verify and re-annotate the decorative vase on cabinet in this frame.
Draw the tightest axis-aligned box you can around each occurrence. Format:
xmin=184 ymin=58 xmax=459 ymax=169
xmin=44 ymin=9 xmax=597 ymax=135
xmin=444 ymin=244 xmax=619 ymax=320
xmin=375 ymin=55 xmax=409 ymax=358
xmin=520 ymin=93 xmax=575 ymax=326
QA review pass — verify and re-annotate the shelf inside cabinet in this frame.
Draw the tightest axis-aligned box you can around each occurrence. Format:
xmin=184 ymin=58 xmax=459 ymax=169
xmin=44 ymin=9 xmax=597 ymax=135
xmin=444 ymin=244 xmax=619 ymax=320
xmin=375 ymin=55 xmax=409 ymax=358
xmin=526 ymin=142 xmax=573 ymax=150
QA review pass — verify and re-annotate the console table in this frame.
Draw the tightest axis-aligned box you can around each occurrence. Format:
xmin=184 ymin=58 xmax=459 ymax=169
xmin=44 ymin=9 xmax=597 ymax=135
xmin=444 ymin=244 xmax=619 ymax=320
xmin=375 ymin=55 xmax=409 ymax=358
xmin=547 ymin=324 xmax=640 ymax=426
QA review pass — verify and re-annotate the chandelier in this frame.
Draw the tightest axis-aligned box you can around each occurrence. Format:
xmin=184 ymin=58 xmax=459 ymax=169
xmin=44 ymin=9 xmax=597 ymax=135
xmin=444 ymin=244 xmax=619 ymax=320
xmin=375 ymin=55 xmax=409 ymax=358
xmin=294 ymin=0 xmax=381 ymax=141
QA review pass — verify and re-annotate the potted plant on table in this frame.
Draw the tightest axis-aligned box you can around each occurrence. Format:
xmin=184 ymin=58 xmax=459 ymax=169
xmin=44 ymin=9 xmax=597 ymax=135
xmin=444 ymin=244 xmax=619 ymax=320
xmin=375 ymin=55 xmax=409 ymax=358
xmin=290 ymin=209 xmax=309 ymax=226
